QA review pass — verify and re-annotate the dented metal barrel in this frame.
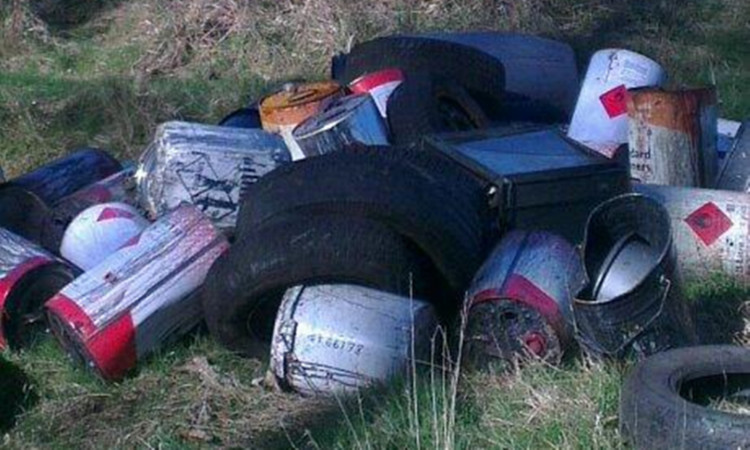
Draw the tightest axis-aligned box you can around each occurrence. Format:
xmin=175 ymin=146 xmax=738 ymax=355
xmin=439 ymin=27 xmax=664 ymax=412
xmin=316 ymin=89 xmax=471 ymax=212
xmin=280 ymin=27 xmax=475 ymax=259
xmin=270 ymin=284 xmax=438 ymax=396
xmin=259 ymin=81 xmax=344 ymax=160
xmin=627 ymin=87 xmax=718 ymax=187
xmin=6 ymin=148 xmax=122 ymax=204
xmin=292 ymin=94 xmax=390 ymax=158
xmin=573 ymin=194 xmax=695 ymax=359
xmin=716 ymin=120 xmax=749 ymax=193
xmin=0 ymin=228 xmax=76 ymax=349
xmin=464 ymin=230 xmax=586 ymax=368
xmin=349 ymin=68 xmax=404 ymax=118
xmin=136 ymin=121 xmax=290 ymax=230
xmin=41 ymin=167 xmax=139 ymax=253
xmin=0 ymin=186 xmax=49 ymax=245
xmin=634 ymin=184 xmax=750 ymax=284
xmin=60 ymin=203 xmax=150 ymax=271
xmin=46 ymin=205 xmax=229 ymax=381
xmin=567 ymin=49 xmax=665 ymax=158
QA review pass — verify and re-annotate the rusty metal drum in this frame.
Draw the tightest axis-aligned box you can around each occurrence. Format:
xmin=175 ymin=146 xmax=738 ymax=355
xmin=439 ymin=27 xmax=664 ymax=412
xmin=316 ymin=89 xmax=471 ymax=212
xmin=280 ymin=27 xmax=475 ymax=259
xmin=46 ymin=205 xmax=229 ymax=381
xmin=716 ymin=120 xmax=749 ymax=193
xmin=567 ymin=49 xmax=666 ymax=158
xmin=0 ymin=228 xmax=76 ymax=349
xmin=7 ymin=148 xmax=122 ymax=204
xmin=136 ymin=121 xmax=290 ymax=231
xmin=292 ymin=94 xmax=390 ymax=158
xmin=627 ymin=87 xmax=718 ymax=187
xmin=634 ymin=184 xmax=750 ymax=284
xmin=573 ymin=194 xmax=696 ymax=359
xmin=41 ymin=167 xmax=139 ymax=253
xmin=270 ymin=284 xmax=438 ymax=396
xmin=349 ymin=68 xmax=404 ymax=118
xmin=464 ymin=230 xmax=586 ymax=368
xmin=259 ymin=81 xmax=344 ymax=160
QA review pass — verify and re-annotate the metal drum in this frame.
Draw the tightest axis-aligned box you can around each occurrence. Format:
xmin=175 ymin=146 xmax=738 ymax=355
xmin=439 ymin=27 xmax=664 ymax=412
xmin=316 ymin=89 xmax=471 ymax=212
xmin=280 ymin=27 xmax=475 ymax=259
xmin=627 ymin=87 xmax=718 ymax=187
xmin=465 ymin=230 xmax=586 ymax=368
xmin=270 ymin=284 xmax=438 ymax=396
xmin=292 ymin=94 xmax=390 ymax=158
xmin=573 ymin=194 xmax=696 ymax=359
xmin=259 ymin=81 xmax=344 ymax=160
xmin=46 ymin=205 xmax=229 ymax=381
xmin=136 ymin=121 xmax=290 ymax=231
xmin=0 ymin=186 xmax=50 ymax=245
xmin=7 ymin=148 xmax=122 ymax=204
xmin=567 ymin=49 xmax=666 ymax=158
xmin=635 ymin=184 xmax=750 ymax=284
xmin=716 ymin=120 xmax=749 ymax=193
xmin=0 ymin=228 xmax=76 ymax=349
xmin=60 ymin=203 xmax=150 ymax=271
xmin=41 ymin=167 xmax=139 ymax=253
xmin=349 ymin=68 xmax=404 ymax=118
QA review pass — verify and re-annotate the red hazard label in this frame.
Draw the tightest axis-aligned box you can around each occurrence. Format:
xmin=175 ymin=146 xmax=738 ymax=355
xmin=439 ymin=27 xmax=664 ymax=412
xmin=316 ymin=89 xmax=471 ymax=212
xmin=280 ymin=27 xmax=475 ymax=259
xmin=684 ymin=202 xmax=733 ymax=246
xmin=97 ymin=207 xmax=135 ymax=222
xmin=599 ymin=85 xmax=628 ymax=118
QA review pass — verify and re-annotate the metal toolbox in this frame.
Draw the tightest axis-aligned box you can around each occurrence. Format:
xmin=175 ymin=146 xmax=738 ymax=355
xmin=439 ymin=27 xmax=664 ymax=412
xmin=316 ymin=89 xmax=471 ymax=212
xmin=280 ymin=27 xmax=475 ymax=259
xmin=424 ymin=126 xmax=631 ymax=244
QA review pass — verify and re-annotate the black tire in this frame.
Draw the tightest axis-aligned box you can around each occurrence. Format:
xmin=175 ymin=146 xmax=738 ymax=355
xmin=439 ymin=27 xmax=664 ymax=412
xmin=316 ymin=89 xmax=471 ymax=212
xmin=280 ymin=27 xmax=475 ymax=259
xmin=2 ymin=262 xmax=77 ymax=349
xmin=386 ymin=73 xmax=489 ymax=146
xmin=202 ymin=215 xmax=442 ymax=357
xmin=340 ymin=36 xmax=505 ymax=111
xmin=0 ymin=357 xmax=34 ymax=432
xmin=0 ymin=186 xmax=50 ymax=245
xmin=620 ymin=345 xmax=750 ymax=450
xmin=236 ymin=146 xmax=494 ymax=292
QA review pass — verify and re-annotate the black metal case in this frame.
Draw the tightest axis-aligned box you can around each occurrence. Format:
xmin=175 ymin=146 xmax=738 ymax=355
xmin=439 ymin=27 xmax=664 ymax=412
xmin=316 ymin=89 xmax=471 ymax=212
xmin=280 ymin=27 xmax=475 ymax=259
xmin=424 ymin=126 xmax=631 ymax=244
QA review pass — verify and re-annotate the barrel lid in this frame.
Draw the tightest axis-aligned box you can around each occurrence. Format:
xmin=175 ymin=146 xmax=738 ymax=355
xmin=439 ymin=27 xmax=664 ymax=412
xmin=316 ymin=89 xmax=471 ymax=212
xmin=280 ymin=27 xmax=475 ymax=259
xmin=293 ymin=94 xmax=371 ymax=140
xmin=259 ymin=81 xmax=343 ymax=129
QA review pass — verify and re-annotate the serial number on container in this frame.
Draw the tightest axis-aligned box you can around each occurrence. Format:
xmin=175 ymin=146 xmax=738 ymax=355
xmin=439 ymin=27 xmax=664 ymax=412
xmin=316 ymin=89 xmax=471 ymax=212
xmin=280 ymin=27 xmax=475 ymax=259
xmin=307 ymin=334 xmax=364 ymax=355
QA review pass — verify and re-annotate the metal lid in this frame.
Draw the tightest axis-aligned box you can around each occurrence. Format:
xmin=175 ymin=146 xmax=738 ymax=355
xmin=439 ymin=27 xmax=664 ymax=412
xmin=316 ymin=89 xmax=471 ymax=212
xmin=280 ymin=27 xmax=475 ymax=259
xmin=292 ymin=94 xmax=372 ymax=140
xmin=259 ymin=81 xmax=343 ymax=130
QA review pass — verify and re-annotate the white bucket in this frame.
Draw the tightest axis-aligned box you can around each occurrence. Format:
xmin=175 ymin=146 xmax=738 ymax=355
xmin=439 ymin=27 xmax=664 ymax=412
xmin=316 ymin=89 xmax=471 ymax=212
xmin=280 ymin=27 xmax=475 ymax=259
xmin=567 ymin=49 xmax=666 ymax=158
xmin=60 ymin=202 xmax=149 ymax=270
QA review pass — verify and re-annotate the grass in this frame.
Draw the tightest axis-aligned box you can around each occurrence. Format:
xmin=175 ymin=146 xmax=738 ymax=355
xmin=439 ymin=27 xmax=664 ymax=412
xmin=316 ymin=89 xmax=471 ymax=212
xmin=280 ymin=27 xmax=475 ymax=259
xmin=1 ymin=0 xmax=749 ymax=448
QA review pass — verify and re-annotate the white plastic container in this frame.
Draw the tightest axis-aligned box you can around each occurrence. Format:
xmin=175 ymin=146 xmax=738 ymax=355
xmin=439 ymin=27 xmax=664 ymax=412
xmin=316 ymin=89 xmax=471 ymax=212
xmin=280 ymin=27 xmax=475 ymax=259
xmin=60 ymin=202 xmax=149 ymax=271
xmin=270 ymin=284 xmax=438 ymax=396
xmin=567 ymin=49 xmax=666 ymax=158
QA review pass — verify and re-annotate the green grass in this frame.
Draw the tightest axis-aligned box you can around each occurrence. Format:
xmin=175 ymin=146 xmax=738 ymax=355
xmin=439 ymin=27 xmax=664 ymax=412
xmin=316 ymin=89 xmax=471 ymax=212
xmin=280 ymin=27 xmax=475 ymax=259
xmin=1 ymin=0 xmax=749 ymax=448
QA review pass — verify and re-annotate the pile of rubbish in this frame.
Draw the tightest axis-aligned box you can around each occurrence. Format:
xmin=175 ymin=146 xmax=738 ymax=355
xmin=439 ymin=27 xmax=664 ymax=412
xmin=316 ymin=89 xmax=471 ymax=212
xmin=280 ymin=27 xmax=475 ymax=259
xmin=1 ymin=33 xmax=749 ymax=447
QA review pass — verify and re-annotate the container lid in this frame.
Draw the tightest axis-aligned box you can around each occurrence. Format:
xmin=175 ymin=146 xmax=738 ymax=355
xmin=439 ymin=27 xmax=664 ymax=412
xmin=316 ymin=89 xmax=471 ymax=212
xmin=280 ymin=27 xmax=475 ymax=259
xmin=259 ymin=81 xmax=343 ymax=129
xmin=293 ymin=94 xmax=371 ymax=140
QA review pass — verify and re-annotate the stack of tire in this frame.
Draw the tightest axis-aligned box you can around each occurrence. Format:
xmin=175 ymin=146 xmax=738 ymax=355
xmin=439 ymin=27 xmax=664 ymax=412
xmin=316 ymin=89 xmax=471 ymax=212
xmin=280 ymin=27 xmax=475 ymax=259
xmin=201 ymin=144 xmax=498 ymax=357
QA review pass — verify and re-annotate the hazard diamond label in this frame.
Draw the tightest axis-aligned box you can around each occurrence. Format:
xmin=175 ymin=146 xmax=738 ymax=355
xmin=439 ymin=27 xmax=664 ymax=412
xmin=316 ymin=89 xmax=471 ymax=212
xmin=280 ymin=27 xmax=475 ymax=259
xmin=684 ymin=202 xmax=733 ymax=246
xmin=599 ymin=84 xmax=628 ymax=118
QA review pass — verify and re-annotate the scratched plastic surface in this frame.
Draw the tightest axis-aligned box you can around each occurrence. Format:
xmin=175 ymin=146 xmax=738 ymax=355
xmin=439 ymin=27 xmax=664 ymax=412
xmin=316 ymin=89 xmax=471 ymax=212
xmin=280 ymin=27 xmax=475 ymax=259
xmin=136 ymin=121 xmax=291 ymax=229
xmin=271 ymin=284 xmax=438 ymax=396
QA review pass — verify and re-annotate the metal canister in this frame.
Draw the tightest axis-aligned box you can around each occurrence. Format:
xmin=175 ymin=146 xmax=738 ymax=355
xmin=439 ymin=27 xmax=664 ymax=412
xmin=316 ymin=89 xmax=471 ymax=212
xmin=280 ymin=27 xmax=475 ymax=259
xmin=136 ymin=121 xmax=290 ymax=230
xmin=259 ymin=81 xmax=344 ymax=160
xmin=464 ymin=231 xmax=586 ymax=368
xmin=634 ymin=184 xmax=750 ymax=284
xmin=716 ymin=120 xmax=749 ymax=193
xmin=0 ymin=186 xmax=49 ymax=245
xmin=567 ymin=49 xmax=666 ymax=158
xmin=349 ymin=68 xmax=404 ymax=118
xmin=41 ymin=167 xmax=139 ymax=253
xmin=573 ymin=194 xmax=695 ymax=359
xmin=7 ymin=148 xmax=122 ymax=204
xmin=292 ymin=94 xmax=390 ymax=158
xmin=627 ymin=87 xmax=718 ymax=187
xmin=46 ymin=205 xmax=229 ymax=381
xmin=0 ymin=228 xmax=76 ymax=349
xmin=270 ymin=284 xmax=438 ymax=396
